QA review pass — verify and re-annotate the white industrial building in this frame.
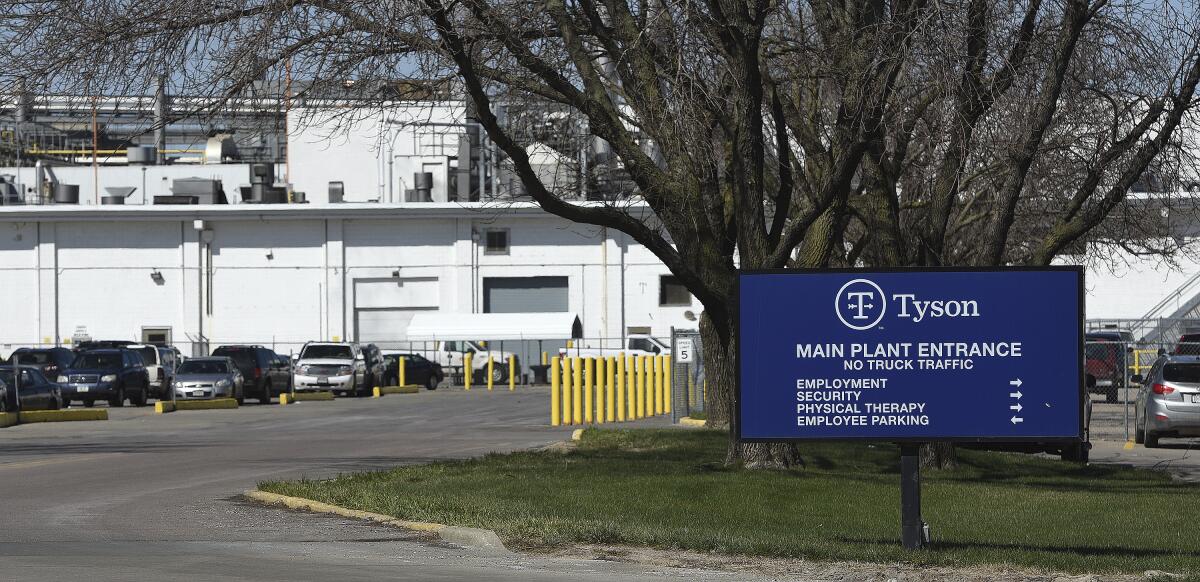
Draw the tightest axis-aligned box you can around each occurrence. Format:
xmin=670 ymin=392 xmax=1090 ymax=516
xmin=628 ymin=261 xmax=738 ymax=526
xmin=2 ymin=97 xmax=1200 ymax=362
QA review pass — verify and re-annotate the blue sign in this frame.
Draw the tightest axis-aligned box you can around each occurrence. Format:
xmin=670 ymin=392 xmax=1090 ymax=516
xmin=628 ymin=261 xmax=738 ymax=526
xmin=737 ymin=268 xmax=1084 ymax=442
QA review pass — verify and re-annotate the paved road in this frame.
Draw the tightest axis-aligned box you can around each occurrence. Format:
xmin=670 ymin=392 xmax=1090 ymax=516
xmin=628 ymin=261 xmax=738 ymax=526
xmin=1088 ymin=394 xmax=1200 ymax=481
xmin=0 ymin=387 xmax=756 ymax=581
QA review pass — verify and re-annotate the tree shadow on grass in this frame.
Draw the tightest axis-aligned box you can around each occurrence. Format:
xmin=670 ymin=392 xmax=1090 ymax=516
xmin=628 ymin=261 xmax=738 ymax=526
xmin=836 ymin=535 xmax=1200 ymax=560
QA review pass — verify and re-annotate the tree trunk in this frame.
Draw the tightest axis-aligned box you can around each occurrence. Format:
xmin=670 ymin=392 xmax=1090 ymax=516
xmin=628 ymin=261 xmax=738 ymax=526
xmin=920 ymin=441 xmax=958 ymax=470
xmin=701 ymin=311 xmax=803 ymax=469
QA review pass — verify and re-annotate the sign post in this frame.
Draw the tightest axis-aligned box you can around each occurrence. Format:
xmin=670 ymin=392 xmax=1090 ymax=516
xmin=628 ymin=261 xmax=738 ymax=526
xmin=737 ymin=267 xmax=1084 ymax=549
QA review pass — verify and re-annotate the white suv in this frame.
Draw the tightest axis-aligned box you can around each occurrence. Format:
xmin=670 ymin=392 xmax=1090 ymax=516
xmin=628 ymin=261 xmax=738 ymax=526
xmin=293 ymin=342 xmax=367 ymax=395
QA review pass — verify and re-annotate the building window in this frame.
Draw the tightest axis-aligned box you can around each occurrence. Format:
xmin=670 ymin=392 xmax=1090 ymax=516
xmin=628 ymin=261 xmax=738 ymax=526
xmin=659 ymin=275 xmax=692 ymax=306
xmin=484 ymin=229 xmax=509 ymax=254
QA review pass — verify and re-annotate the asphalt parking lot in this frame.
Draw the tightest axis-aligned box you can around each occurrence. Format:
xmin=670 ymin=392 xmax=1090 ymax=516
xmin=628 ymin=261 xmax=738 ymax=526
xmin=0 ymin=387 xmax=763 ymax=582
xmin=1087 ymin=391 xmax=1200 ymax=482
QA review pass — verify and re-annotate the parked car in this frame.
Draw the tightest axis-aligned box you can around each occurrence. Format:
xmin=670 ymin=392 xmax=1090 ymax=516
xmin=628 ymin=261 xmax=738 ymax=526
xmin=211 ymin=345 xmax=289 ymax=404
xmin=5 ymin=347 xmax=75 ymax=382
xmin=293 ymin=342 xmax=369 ymax=396
xmin=383 ymin=352 xmax=444 ymax=390
xmin=0 ymin=365 xmax=64 ymax=411
xmin=173 ymin=357 xmax=244 ymax=402
xmin=1174 ymin=332 xmax=1200 ymax=355
xmin=1085 ymin=332 xmax=1128 ymax=402
xmin=420 ymin=340 xmax=519 ymax=384
xmin=128 ymin=343 xmax=177 ymax=400
xmin=73 ymin=340 xmax=136 ymax=353
xmin=58 ymin=349 xmax=151 ymax=407
xmin=1133 ymin=355 xmax=1200 ymax=447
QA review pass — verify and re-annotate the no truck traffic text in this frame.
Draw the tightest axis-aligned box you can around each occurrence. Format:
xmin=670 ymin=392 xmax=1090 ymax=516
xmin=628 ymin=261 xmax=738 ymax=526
xmin=796 ymin=342 xmax=1023 ymax=359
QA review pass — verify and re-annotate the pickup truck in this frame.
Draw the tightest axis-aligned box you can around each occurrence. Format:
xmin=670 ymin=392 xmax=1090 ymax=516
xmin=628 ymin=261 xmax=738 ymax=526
xmin=560 ymin=334 xmax=672 ymax=359
xmin=427 ymin=340 xmax=518 ymax=384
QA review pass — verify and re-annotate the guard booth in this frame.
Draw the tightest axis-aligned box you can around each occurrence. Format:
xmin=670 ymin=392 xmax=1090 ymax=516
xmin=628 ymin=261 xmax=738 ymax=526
xmin=405 ymin=312 xmax=584 ymax=384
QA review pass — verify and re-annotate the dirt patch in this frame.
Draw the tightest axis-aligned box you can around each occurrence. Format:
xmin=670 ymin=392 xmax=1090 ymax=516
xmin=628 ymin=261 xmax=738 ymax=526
xmin=531 ymin=543 xmax=1154 ymax=581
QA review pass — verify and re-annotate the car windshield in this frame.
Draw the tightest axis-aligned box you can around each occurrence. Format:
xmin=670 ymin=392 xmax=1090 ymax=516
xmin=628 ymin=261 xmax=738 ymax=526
xmin=74 ymin=353 xmax=121 ymax=369
xmin=12 ymin=351 xmax=52 ymax=364
xmin=301 ymin=345 xmax=353 ymax=359
xmin=178 ymin=361 xmax=227 ymax=375
xmin=1163 ymin=363 xmax=1200 ymax=383
xmin=135 ymin=347 xmax=158 ymax=365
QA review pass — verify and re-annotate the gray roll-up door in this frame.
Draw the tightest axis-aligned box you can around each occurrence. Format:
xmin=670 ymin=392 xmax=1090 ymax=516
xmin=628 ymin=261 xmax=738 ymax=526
xmin=484 ymin=277 xmax=569 ymax=313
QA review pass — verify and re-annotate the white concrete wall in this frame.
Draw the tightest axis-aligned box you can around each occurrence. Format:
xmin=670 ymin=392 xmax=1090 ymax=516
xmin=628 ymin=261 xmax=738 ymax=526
xmin=288 ymin=102 xmax=466 ymax=203
xmin=0 ymin=205 xmax=694 ymax=359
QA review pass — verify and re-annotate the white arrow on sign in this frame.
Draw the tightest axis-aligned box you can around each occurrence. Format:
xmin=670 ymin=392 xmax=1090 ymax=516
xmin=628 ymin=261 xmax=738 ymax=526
xmin=1009 ymin=379 xmax=1023 ymax=388
xmin=1009 ymin=390 xmax=1023 ymax=399
xmin=1010 ymin=403 xmax=1023 ymax=412
xmin=1011 ymin=416 xmax=1024 ymax=425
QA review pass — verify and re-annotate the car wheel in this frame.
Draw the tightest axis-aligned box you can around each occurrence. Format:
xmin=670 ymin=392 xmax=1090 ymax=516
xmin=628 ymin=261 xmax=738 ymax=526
xmin=1135 ymin=422 xmax=1145 ymax=444
xmin=426 ymin=375 xmax=439 ymax=391
xmin=109 ymin=388 xmax=125 ymax=408
xmin=236 ymin=388 xmax=245 ymax=406
xmin=260 ymin=381 xmax=273 ymax=404
xmin=491 ymin=365 xmax=506 ymax=384
xmin=1105 ymin=387 xmax=1118 ymax=403
xmin=132 ymin=388 xmax=148 ymax=407
xmin=1145 ymin=431 xmax=1160 ymax=448
xmin=83 ymin=399 xmax=95 ymax=408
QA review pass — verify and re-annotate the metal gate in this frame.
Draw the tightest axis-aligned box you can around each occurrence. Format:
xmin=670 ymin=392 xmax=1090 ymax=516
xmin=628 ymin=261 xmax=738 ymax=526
xmin=671 ymin=329 xmax=705 ymax=423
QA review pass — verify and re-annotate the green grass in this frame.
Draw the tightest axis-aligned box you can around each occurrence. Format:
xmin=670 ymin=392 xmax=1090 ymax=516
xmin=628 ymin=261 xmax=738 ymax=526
xmin=684 ymin=410 xmax=707 ymax=420
xmin=261 ymin=429 xmax=1200 ymax=576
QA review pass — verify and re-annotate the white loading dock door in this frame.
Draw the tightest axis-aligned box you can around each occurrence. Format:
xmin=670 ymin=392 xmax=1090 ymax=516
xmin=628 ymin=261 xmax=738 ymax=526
xmin=353 ymin=277 xmax=440 ymax=346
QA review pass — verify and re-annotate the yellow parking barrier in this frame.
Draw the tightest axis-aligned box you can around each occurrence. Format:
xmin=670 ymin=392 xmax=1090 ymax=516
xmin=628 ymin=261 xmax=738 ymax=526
xmin=487 ymin=355 xmax=495 ymax=391
xmin=0 ymin=412 xmax=18 ymax=428
xmin=605 ymin=356 xmax=616 ymax=422
xmin=664 ymin=355 xmax=673 ymax=415
xmin=655 ymin=355 xmax=664 ymax=416
xmin=399 ymin=356 xmax=407 ymax=387
xmin=584 ymin=357 xmax=594 ymax=424
xmin=281 ymin=391 xmax=333 ymax=405
xmin=626 ymin=354 xmax=635 ymax=420
xmin=616 ymin=354 xmax=626 ymax=422
xmin=551 ymin=357 xmax=561 ymax=426
xmin=464 ymin=353 xmax=473 ymax=391
xmin=596 ymin=357 xmax=606 ymax=424
xmin=572 ymin=357 xmax=583 ymax=425
xmin=508 ymin=355 xmax=516 ymax=391
xmin=562 ymin=356 xmax=573 ymax=425
xmin=637 ymin=355 xmax=647 ymax=419
xmin=18 ymin=409 xmax=108 ymax=422
xmin=373 ymin=385 xmax=419 ymax=397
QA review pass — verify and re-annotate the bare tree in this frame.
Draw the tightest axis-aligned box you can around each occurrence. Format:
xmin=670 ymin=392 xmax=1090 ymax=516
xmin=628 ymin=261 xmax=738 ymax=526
xmin=2 ymin=0 xmax=1199 ymax=468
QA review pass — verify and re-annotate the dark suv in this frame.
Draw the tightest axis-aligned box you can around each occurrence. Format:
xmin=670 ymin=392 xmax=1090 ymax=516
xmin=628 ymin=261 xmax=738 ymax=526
xmin=7 ymin=347 xmax=75 ymax=381
xmin=211 ymin=345 xmax=291 ymax=404
xmin=60 ymin=349 xmax=151 ymax=407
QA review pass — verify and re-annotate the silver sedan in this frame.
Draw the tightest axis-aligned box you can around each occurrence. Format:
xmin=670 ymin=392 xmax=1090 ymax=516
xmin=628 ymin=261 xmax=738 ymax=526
xmin=173 ymin=357 xmax=244 ymax=403
xmin=1134 ymin=354 xmax=1200 ymax=447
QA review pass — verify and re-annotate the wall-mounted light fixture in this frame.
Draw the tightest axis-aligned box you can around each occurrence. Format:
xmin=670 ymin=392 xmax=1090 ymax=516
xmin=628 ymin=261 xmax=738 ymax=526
xmin=150 ymin=269 xmax=165 ymax=285
xmin=266 ymin=250 xmax=274 ymax=260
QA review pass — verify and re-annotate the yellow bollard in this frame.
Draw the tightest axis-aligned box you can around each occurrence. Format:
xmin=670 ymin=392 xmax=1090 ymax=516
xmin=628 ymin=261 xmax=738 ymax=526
xmin=464 ymin=353 xmax=472 ymax=391
xmin=626 ymin=354 xmax=636 ymax=420
xmin=637 ymin=355 xmax=647 ymax=419
xmin=616 ymin=354 xmax=626 ymax=422
xmin=487 ymin=355 xmax=495 ymax=391
xmin=572 ymin=357 xmax=583 ymax=425
xmin=542 ymin=351 xmax=548 ymax=366
xmin=509 ymin=355 xmax=516 ymax=391
xmin=562 ymin=356 xmax=573 ymax=425
xmin=584 ymin=357 xmax=594 ymax=424
xmin=605 ymin=356 xmax=615 ymax=422
xmin=595 ymin=357 xmax=606 ymax=425
xmin=664 ymin=355 xmax=673 ymax=415
xmin=550 ymin=357 xmax=561 ymax=426
xmin=398 ymin=356 xmax=406 ymax=387
xmin=646 ymin=355 xmax=655 ymax=416
xmin=656 ymin=355 xmax=665 ymax=415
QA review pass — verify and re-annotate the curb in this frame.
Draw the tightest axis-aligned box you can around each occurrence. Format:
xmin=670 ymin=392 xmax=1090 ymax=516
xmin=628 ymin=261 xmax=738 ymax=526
xmin=0 ymin=412 xmax=18 ymax=427
xmin=243 ymin=490 xmax=507 ymax=552
xmin=373 ymin=385 xmax=421 ymax=397
xmin=281 ymin=391 xmax=335 ymax=405
xmin=18 ymin=409 xmax=108 ymax=423
xmin=679 ymin=417 xmax=707 ymax=428
xmin=172 ymin=398 xmax=239 ymax=411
